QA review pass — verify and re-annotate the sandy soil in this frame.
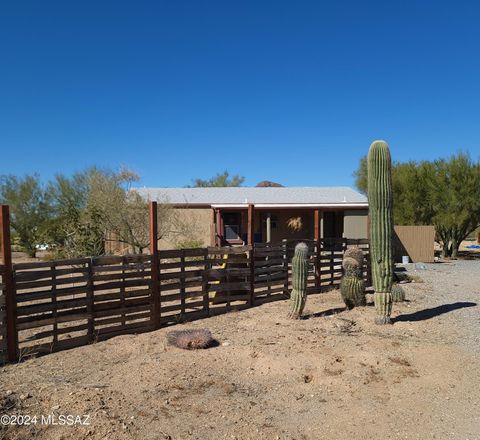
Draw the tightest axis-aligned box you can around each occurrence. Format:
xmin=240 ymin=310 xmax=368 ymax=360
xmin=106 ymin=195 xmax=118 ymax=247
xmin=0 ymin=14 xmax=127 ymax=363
xmin=1 ymin=261 xmax=479 ymax=440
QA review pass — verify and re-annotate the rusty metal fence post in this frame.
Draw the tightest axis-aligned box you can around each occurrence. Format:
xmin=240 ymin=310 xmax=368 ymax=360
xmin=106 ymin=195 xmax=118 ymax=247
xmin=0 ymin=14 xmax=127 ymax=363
xmin=282 ymin=239 xmax=289 ymax=296
xmin=249 ymin=245 xmax=255 ymax=306
xmin=149 ymin=202 xmax=160 ymax=329
xmin=1 ymin=205 xmax=18 ymax=362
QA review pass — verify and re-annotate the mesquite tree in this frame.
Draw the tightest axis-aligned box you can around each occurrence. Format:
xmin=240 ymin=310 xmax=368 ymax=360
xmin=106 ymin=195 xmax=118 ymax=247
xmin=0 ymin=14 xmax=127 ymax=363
xmin=355 ymin=152 xmax=480 ymax=258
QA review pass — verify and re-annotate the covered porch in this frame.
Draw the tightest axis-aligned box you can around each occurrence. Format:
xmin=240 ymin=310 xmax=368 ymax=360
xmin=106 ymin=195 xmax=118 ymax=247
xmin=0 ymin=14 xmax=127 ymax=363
xmin=211 ymin=205 xmax=368 ymax=247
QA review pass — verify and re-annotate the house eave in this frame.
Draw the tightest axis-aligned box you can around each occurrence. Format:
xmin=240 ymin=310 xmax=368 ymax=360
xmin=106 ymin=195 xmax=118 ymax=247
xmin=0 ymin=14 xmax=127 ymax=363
xmin=210 ymin=203 xmax=369 ymax=209
xmin=168 ymin=202 xmax=369 ymax=209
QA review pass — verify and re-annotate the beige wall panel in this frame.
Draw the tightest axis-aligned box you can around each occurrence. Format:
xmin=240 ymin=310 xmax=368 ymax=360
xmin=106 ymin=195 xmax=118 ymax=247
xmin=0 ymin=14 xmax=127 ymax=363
xmin=158 ymin=208 xmax=212 ymax=250
xmin=344 ymin=209 xmax=368 ymax=239
xmin=393 ymin=225 xmax=435 ymax=263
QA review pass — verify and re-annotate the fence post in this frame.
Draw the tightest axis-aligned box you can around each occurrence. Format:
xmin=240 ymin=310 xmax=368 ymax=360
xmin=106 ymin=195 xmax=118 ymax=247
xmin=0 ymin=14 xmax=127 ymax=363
xmin=149 ymin=202 xmax=160 ymax=329
xmin=283 ymin=239 xmax=289 ymax=296
xmin=180 ymin=250 xmax=186 ymax=316
xmin=247 ymin=204 xmax=254 ymax=245
xmin=329 ymin=240 xmax=334 ymax=285
xmin=202 ymin=248 xmax=210 ymax=316
xmin=366 ymin=242 xmax=372 ymax=286
xmin=86 ymin=258 xmax=95 ymax=342
xmin=249 ymin=245 xmax=255 ymax=307
xmin=314 ymin=209 xmax=320 ymax=291
xmin=1 ymin=205 xmax=18 ymax=362
xmin=315 ymin=239 xmax=321 ymax=291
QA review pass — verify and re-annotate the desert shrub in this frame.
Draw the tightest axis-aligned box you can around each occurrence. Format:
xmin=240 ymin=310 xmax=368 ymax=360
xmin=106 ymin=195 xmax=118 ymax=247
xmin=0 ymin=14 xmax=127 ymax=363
xmin=287 ymin=216 xmax=303 ymax=231
xmin=167 ymin=328 xmax=214 ymax=350
xmin=395 ymin=272 xmax=424 ymax=283
xmin=175 ymin=240 xmax=204 ymax=250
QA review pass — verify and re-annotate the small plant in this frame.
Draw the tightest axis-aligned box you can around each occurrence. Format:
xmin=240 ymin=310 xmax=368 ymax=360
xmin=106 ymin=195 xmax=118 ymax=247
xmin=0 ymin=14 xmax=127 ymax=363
xmin=391 ymin=284 xmax=406 ymax=302
xmin=175 ymin=240 xmax=204 ymax=250
xmin=289 ymin=242 xmax=309 ymax=319
xmin=287 ymin=216 xmax=303 ymax=231
xmin=340 ymin=250 xmax=366 ymax=309
xmin=167 ymin=328 xmax=214 ymax=350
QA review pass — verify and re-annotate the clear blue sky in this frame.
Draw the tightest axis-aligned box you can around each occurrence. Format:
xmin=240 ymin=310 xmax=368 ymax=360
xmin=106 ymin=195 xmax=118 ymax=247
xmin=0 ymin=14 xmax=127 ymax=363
xmin=1 ymin=1 xmax=479 ymax=188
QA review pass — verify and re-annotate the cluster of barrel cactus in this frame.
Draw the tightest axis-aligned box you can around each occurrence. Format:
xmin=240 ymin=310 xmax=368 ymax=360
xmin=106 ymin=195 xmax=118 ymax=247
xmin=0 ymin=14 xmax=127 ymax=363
xmin=289 ymin=242 xmax=309 ymax=319
xmin=340 ymin=247 xmax=366 ymax=309
xmin=368 ymin=140 xmax=394 ymax=324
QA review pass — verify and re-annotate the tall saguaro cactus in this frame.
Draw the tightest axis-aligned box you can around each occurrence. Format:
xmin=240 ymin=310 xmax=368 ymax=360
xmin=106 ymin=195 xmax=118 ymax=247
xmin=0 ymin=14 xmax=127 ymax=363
xmin=368 ymin=140 xmax=394 ymax=324
xmin=289 ymin=242 xmax=309 ymax=319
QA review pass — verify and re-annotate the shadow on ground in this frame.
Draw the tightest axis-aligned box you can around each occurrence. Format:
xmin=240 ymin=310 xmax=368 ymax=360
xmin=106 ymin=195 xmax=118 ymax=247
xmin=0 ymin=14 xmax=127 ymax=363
xmin=305 ymin=307 xmax=346 ymax=319
xmin=394 ymin=302 xmax=477 ymax=322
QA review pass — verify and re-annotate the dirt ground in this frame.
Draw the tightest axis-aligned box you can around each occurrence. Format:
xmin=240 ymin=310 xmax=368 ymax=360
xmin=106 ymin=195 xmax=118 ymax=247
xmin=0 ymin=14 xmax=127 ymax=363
xmin=1 ymin=260 xmax=479 ymax=440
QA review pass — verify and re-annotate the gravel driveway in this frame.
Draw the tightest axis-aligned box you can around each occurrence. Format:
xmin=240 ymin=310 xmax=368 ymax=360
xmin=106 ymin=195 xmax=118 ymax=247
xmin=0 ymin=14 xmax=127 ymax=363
xmin=398 ymin=260 xmax=480 ymax=353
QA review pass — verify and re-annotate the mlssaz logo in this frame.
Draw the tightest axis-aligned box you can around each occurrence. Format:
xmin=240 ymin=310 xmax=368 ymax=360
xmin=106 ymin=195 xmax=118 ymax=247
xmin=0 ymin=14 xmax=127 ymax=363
xmin=41 ymin=414 xmax=90 ymax=426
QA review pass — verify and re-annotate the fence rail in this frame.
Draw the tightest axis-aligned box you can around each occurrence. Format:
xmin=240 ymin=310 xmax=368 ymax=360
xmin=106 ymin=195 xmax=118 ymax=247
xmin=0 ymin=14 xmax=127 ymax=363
xmin=0 ymin=203 xmax=370 ymax=363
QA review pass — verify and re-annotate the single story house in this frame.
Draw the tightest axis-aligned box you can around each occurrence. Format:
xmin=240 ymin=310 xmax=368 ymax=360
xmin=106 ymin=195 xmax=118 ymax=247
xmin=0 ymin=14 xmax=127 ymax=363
xmin=136 ymin=187 xmax=369 ymax=249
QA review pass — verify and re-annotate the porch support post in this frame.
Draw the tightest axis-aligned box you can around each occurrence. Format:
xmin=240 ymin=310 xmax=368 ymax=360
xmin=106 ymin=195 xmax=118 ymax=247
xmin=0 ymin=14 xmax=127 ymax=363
xmin=216 ymin=209 xmax=223 ymax=246
xmin=314 ymin=209 xmax=321 ymax=290
xmin=314 ymin=209 xmax=320 ymax=242
xmin=210 ymin=208 xmax=216 ymax=246
xmin=266 ymin=212 xmax=271 ymax=243
xmin=247 ymin=204 xmax=254 ymax=245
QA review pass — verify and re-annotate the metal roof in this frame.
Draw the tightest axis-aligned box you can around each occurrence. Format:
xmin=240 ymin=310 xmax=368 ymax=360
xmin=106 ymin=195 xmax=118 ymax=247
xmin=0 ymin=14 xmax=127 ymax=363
xmin=135 ymin=187 xmax=368 ymax=208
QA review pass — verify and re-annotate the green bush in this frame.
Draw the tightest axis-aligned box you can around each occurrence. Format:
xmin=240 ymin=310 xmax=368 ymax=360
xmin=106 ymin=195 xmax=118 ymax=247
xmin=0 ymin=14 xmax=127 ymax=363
xmin=175 ymin=240 xmax=204 ymax=250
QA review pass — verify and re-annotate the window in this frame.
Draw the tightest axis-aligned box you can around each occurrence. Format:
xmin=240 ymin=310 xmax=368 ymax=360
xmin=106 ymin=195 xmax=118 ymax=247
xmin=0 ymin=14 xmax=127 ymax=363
xmin=223 ymin=212 xmax=242 ymax=241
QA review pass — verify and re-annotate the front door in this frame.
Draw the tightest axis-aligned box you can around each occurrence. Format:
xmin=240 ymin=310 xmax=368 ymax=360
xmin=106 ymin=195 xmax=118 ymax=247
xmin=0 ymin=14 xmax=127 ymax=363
xmin=223 ymin=212 xmax=242 ymax=243
xmin=323 ymin=211 xmax=344 ymax=239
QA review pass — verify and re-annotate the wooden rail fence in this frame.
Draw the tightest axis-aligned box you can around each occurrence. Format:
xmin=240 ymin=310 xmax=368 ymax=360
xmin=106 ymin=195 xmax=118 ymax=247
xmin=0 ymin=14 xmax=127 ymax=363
xmin=0 ymin=203 xmax=370 ymax=363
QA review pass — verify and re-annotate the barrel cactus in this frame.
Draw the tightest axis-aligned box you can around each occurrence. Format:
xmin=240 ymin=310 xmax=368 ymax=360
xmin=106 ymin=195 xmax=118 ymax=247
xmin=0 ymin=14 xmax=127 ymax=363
xmin=391 ymin=284 xmax=405 ymax=302
xmin=368 ymin=140 xmax=394 ymax=324
xmin=343 ymin=256 xmax=362 ymax=278
xmin=289 ymin=242 xmax=309 ymax=319
xmin=340 ymin=249 xmax=366 ymax=309
xmin=340 ymin=276 xmax=366 ymax=309
xmin=344 ymin=247 xmax=365 ymax=268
